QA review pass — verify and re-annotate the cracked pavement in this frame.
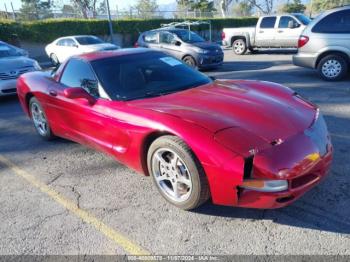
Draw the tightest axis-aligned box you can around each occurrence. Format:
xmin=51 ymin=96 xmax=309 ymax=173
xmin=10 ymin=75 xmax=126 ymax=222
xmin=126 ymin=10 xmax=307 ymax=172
xmin=0 ymin=50 xmax=349 ymax=255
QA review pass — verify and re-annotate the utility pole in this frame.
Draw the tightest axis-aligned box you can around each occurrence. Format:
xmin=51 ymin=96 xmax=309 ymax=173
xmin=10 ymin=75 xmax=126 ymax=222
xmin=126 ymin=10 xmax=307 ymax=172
xmin=105 ymin=0 xmax=114 ymax=44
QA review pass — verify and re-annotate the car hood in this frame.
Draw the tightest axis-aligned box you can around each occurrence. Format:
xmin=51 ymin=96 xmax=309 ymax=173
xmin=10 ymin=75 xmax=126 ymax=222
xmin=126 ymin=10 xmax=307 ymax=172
xmin=190 ymin=41 xmax=222 ymax=51
xmin=131 ymin=80 xmax=316 ymax=145
xmin=0 ymin=56 xmax=36 ymax=72
xmin=84 ymin=43 xmax=119 ymax=51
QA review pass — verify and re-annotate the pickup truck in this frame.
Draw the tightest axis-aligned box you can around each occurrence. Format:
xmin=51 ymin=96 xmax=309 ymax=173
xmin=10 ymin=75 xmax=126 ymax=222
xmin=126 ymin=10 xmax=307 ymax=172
xmin=222 ymin=13 xmax=311 ymax=55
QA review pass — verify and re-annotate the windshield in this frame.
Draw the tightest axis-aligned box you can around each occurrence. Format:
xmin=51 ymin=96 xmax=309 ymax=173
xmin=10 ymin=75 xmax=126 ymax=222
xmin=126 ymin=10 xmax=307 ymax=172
xmin=0 ymin=43 xmax=23 ymax=58
xmin=173 ymin=30 xmax=205 ymax=43
xmin=91 ymin=52 xmax=211 ymax=101
xmin=294 ymin=14 xmax=311 ymax=25
xmin=75 ymin=36 xmax=104 ymax=45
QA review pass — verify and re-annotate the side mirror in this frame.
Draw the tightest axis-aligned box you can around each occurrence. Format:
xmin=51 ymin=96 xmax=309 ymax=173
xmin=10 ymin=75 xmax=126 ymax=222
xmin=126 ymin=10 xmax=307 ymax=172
xmin=64 ymin=87 xmax=95 ymax=104
xmin=174 ymin=40 xmax=181 ymax=46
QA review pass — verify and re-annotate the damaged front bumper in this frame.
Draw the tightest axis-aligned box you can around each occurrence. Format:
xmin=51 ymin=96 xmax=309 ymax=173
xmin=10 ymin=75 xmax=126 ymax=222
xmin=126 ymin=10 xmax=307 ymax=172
xmin=236 ymin=114 xmax=333 ymax=209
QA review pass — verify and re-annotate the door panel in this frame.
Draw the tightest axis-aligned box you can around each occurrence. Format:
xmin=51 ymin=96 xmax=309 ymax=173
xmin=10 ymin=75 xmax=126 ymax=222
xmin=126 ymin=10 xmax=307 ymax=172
xmin=277 ymin=16 xmax=305 ymax=47
xmin=159 ymin=32 xmax=183 ymax=59
xmin=255 ymin=17 xmax=277 ymax=47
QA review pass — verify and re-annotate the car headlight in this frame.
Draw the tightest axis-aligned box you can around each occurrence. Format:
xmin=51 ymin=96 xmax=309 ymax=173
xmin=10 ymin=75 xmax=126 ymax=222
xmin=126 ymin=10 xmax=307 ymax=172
xmin=33 ymin=61 xmax=41 ymax=70
xmin=193 ymin=47 xmax=210 ymax=54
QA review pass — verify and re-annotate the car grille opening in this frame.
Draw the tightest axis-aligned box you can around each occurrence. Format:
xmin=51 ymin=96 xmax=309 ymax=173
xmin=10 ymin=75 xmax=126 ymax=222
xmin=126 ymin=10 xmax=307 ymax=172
xmin=0 ymin=67 xmax=33 ymax=80
xmin=291 ymin=173 xmax=319 ymax=189
xmin=276 ymin=195 xmax=294 ymax=203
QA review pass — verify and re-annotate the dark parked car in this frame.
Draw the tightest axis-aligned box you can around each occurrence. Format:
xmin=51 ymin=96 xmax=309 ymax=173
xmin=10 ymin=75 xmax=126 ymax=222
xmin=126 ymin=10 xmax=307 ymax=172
xmin=136 ymin=29 xmax=224 ymax=69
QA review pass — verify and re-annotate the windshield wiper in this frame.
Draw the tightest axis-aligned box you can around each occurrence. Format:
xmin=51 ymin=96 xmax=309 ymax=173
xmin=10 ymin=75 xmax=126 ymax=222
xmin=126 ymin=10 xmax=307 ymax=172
xmin=124 ymin=91 xmax=175 ymax=101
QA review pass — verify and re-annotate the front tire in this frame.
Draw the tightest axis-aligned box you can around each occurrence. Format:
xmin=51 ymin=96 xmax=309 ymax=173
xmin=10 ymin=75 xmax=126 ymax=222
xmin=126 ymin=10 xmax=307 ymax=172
xmin=232 ymin=39 xmax=247 ymax=55
xmin=29 ymin=97 xmax=55 ymax=140
xmin=317 ymin=54 xmax=348 ymax=81
xmin=182 ymin=55 xmax=197 ymax=68
xmin=147 ymin=135 xmax=210 ymax=210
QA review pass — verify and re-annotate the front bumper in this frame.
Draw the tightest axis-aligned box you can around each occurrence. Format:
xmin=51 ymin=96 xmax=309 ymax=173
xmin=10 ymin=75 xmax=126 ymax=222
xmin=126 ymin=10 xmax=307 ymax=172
xmin=0 ymin=79 xmax=17 ymax=96
xmin=197 ymin=53 xmax=224 ymax=69
xmin=293 ymin=53 xmax=318 ymax=69
xmin=236 ymin=114 xmax=333 ymax=209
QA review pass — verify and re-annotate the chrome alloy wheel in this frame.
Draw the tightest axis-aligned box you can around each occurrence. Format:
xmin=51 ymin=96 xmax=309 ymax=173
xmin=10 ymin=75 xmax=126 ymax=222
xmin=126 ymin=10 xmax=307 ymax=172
xmin=31 ymin=102 xmax=48 ymax=136
xmin=233 ymin=40 xmax=245 ymax=55
xmin=322 ymin=59 xmax=342 ymax=78
xmin=152 ymin=148 xmax=192 ymax=202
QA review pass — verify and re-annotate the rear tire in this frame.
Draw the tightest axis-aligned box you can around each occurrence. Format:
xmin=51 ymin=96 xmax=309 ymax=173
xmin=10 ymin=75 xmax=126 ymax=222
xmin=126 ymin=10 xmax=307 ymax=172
xmin=232 ymin=39 xmax=247 ymax=55
xmin=317 ymin=54 xmax=348 ymax=81
xmin=147 ymin=135 xmax=210 ymax=210
xmin=29 ymin=97 xmax=55 ymax=140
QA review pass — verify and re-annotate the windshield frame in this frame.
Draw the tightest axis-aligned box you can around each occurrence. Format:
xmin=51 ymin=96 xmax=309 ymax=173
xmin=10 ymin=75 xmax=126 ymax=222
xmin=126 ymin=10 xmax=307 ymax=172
xmin=294 ymin=14 xmax=311 ymax=25
xmin=75 ymin=36 xmax=105 ymax=45
xmin=172 ymin=30 xmax=205 ymax=44
xmin=0 ymin=42 xmax=24 ymax=58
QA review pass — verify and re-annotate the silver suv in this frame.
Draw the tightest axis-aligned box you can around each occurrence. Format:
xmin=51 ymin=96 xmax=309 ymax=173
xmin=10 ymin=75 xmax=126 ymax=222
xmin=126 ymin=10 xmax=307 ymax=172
xmin=293 ymin=6 xmax=350 ymax=81
xmin=137 ymin=29 xmax=224 ymax=69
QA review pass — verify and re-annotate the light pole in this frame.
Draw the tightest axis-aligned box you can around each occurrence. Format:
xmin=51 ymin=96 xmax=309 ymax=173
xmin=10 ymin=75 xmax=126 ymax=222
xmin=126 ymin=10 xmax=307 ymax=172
xmin=105 ymin=0 xmax=114 ymax=44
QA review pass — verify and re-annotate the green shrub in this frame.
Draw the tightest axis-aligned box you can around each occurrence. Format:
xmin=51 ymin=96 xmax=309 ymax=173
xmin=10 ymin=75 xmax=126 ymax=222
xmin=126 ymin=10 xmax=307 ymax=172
xmin=0 ymin=17 xmax=258 ymax=43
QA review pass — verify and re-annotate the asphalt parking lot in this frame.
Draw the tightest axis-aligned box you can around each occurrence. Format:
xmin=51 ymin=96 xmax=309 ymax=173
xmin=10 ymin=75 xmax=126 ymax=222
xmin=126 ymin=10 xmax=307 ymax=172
xmin=0 ymin=49 xmax=350 ymax=256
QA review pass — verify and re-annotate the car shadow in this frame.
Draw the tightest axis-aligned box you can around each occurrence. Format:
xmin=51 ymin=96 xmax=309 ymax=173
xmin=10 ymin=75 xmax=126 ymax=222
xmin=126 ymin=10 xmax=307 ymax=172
xmin=205 ymin=60 xmax=291 ymax=73
xmin=222 ymin=47 xmax=298 ymax=55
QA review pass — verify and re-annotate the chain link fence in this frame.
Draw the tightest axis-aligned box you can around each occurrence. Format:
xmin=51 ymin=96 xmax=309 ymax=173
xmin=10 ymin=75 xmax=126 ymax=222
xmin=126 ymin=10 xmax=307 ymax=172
xmin=0 ymin=9 xmax=241 ymax=21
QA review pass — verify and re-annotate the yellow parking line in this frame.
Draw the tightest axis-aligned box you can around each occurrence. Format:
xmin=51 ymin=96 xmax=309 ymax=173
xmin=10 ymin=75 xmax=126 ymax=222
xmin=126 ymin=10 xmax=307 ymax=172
xmin=0 ymin=155 xmax=150 ymax=256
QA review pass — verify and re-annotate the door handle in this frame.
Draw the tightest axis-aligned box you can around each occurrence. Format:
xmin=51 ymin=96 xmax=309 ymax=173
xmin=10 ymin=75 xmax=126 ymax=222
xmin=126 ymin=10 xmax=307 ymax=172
xmin=49 ymin=90 xmax=57 ymax=97
xmin=278 ymin=30 xmax=284 ymax=33
xmin=259 ymin=30 xmax=264 ymax=33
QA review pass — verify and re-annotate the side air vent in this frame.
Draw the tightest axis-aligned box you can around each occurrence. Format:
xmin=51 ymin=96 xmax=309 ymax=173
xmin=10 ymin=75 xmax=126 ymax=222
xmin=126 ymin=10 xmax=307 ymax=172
xmin=243 ymin=156 xmax=254 ymax=179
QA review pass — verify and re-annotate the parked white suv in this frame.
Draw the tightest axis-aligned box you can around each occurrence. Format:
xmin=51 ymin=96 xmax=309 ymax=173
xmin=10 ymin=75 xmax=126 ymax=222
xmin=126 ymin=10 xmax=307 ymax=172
xmin=222 ymin=14 xmax=311 ymax=55
xmin=45 ymin=35 xmax=119 ymax=65
xmin=293 ymin=6 xmax=350 ymax=81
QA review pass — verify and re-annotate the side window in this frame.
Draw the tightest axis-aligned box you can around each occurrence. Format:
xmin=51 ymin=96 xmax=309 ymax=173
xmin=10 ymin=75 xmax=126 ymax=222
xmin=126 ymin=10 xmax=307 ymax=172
xmin=312 ymin=10 xmax=350 ymax=34
xmin=143 ymin=32 xmax=158 ymax=44
xmin=260 ymin=17 xmax=277 ymax=28
xmin=279 ymin=16 xmax=298 ymax=28
xmin=65 ymin=38 xmax=76 ymax=47
xmin=56 ymin=39 xmax=66 ymax=46
xmin=160 ymin=32 xmax=175 ymax=44
xmin=60 ymin=59 xmax=99 ymax=97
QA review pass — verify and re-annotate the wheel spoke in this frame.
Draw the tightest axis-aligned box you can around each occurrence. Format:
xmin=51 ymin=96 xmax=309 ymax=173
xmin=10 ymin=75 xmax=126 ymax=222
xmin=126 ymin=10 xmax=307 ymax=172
xmin=177 ymin=175 xmax=191 ymax=186
xmin=155 ymin=152 xmax=168 ymax=167
xmin=172 ymin=181 xmax=180 ymax=198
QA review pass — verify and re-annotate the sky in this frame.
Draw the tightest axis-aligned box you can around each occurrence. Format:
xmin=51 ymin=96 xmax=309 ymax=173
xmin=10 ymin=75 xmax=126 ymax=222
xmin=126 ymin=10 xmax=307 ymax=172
xmin=1 ymin=0 xmax=175 ymax=11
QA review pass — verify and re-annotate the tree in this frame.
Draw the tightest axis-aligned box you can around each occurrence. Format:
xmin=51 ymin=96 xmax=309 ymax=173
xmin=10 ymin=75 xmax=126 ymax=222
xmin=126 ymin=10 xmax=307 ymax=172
xmin=176 ymin=0 xmax=216 ymax=12
xmin=20 ymin=0 xmax=53 ymax=20
xmin=232 ymin=0 xmax=253 ymax=16
xmin=191 ymin=0 xmax=216 ymax=12
xmin=310 ymin=0 xmax=350 ymax=13
xmin=281 ymin=0 xmax=306 ymax=13
xmin=245 ymin=0 xmax=275 ymax=15
xmin=70 ymin=0 xmax=99 ymax=18
xmin=134 ymin=0 xmax=158 ymax=18
xmin=219 ymin=0 xmax=234 ymax=17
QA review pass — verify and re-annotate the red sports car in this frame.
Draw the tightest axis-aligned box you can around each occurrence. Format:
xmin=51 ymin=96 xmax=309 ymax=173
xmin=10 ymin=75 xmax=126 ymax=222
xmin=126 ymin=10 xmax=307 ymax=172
xmin=17 ymin=48 xmax=333 ymax=210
